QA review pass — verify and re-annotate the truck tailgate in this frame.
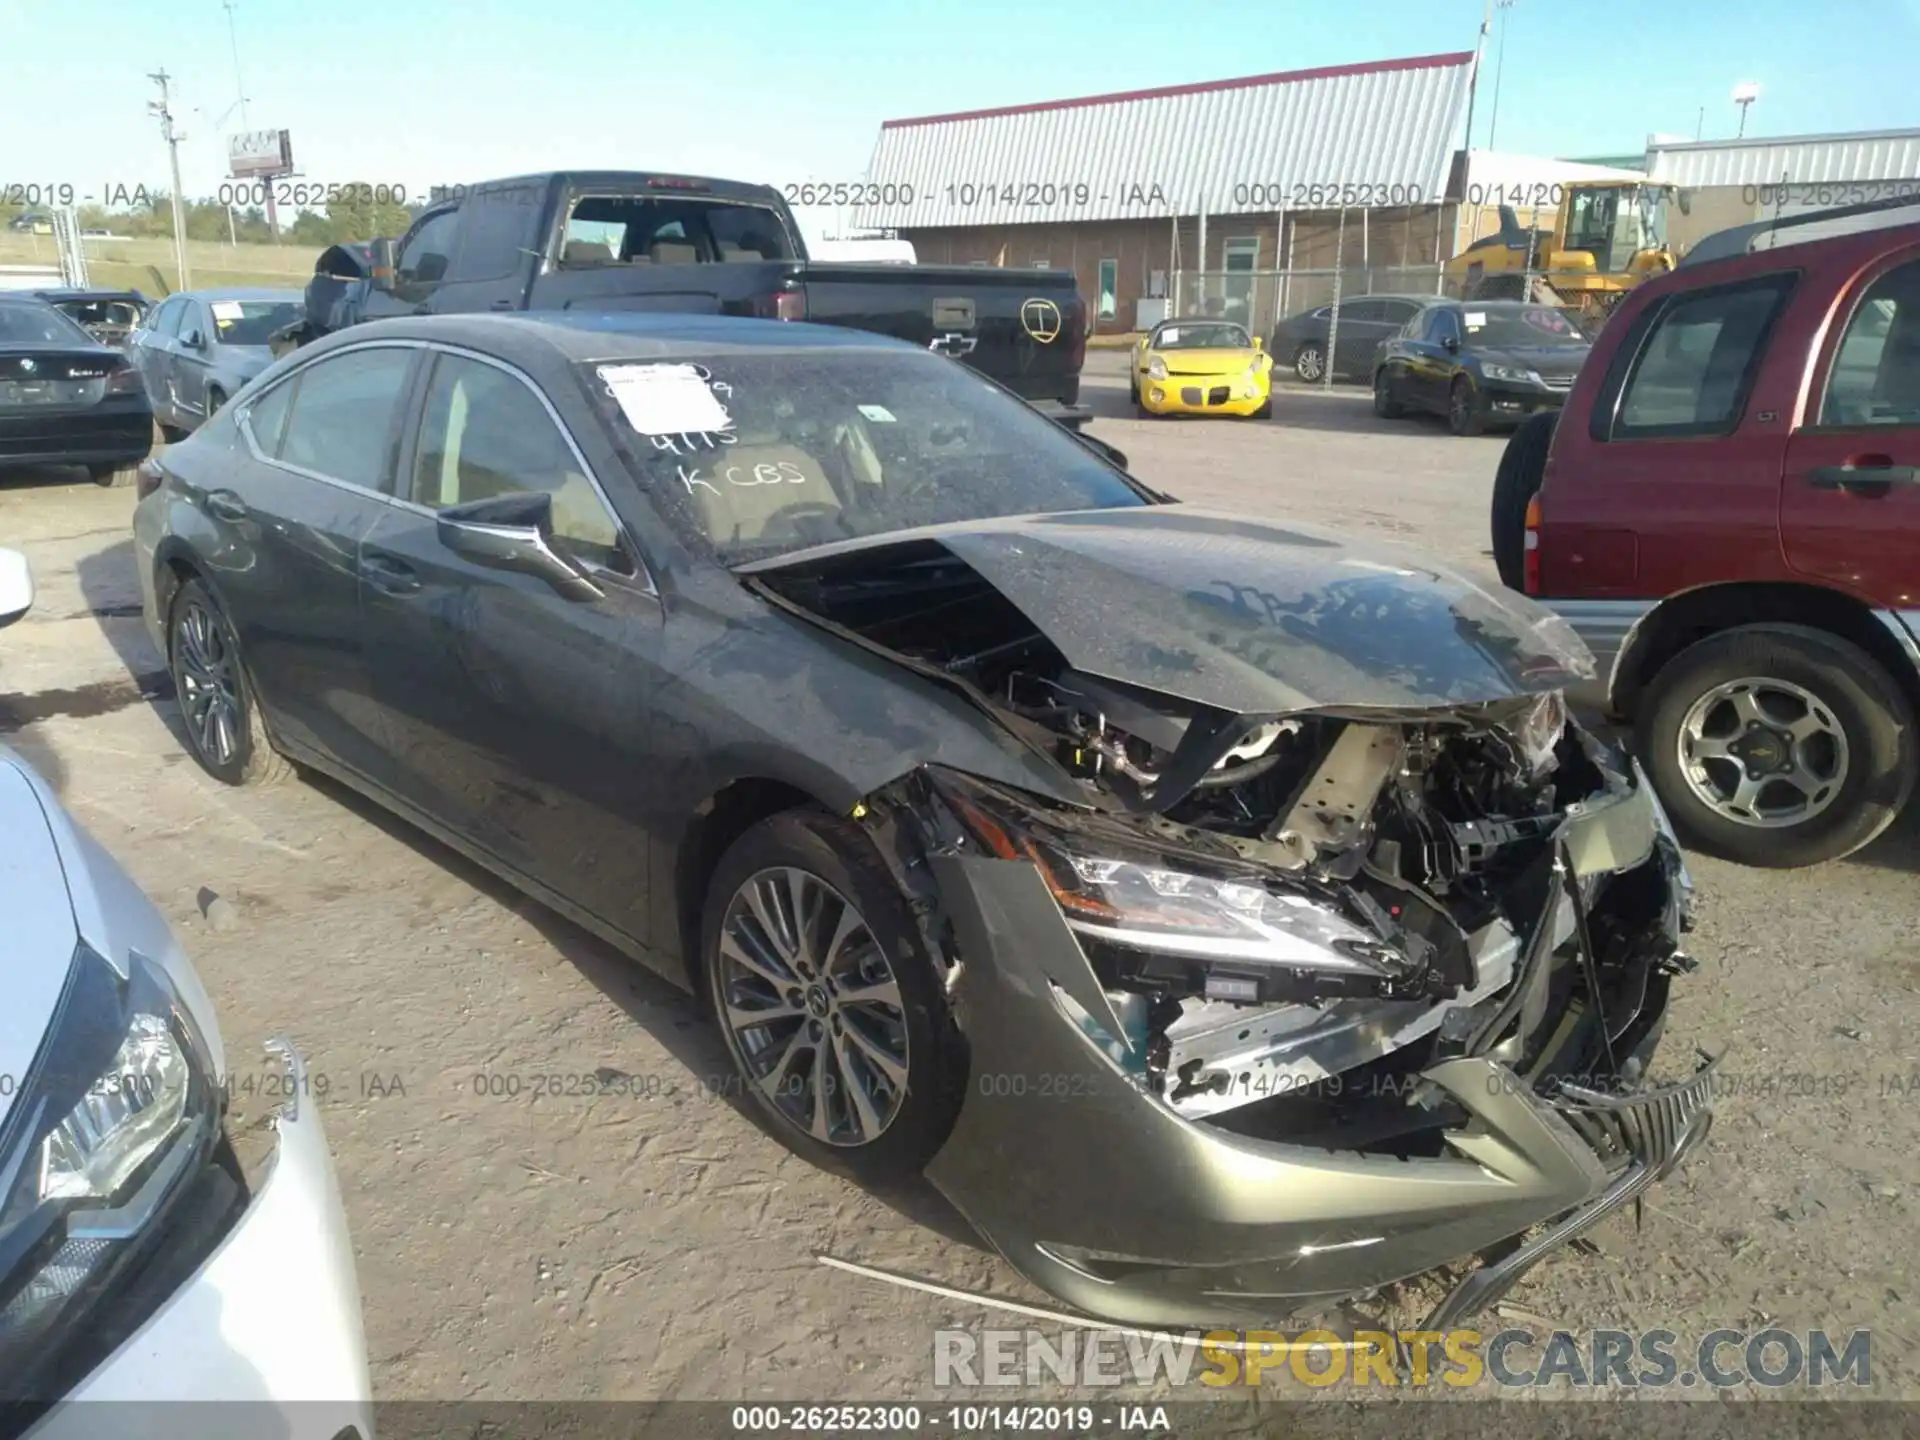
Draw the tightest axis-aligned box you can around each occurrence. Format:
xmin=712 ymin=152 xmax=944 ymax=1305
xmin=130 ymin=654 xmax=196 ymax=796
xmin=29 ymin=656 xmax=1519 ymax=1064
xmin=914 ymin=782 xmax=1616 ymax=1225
xmin=799 ymin=263 xmax=1085 ymax=404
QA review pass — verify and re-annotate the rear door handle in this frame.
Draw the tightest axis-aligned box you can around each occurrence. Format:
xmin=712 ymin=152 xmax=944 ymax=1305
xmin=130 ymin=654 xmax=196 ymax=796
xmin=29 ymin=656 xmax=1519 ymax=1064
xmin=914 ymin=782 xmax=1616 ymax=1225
xmin=206 ymin=490 xmax=249 ymax=522
xmin=359 ymin=552 xmax=421 ymax=595
xmin=1807 ymin=459 xmax=1918 ymax=494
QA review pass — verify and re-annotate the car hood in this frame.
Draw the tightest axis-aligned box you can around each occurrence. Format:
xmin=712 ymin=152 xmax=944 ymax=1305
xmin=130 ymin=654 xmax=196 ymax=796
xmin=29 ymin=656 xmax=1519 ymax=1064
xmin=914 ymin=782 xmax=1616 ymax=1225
xmin=0 ymin=755 xmax=80 ymax=1133
xmin=745 ymin=505 xmax=1595 ymax=715
xmin=1472 ymin=344 xmax=1589 ymax=377
xmin=1152 ymin=348 xmax=1259 ymax=374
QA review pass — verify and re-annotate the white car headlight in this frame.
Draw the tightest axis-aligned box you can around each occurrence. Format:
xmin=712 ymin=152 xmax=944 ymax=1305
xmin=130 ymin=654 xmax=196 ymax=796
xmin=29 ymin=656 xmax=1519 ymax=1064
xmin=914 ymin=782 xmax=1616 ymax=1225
xmin=1147 ymin=356 xmax=1168 ymax=380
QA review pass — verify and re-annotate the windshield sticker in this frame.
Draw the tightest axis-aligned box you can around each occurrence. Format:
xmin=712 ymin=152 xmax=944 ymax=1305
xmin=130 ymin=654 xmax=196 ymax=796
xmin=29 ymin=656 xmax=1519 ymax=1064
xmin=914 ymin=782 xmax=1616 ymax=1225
xmin=1159 ymin=327 xmax=1180 ymax=345
xmin=1464 ymin=311 xmax=1487 ymax=329
xmin=598 ymin=363 xmax=733 ymax=437
xmin=210 ymin=300 xmax=244 ymax=321
xmin=857 ymin=404 xmax=896 ymax=423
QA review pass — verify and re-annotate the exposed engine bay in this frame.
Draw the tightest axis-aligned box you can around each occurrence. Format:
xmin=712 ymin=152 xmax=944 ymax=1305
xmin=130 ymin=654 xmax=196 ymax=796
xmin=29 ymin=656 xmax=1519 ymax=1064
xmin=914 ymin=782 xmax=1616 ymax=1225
xmin=751 ymin=537 xmax=1695 ymax=1151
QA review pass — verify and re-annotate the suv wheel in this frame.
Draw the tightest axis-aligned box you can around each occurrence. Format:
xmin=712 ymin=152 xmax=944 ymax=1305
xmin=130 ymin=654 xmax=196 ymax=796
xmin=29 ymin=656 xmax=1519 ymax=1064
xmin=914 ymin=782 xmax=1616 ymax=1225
xmin=1638 ymin=625 xmax=1917 ymax=867
xmin=701 ymin=810 xmax=963 ymax=1184
xmin=1292 ymin=343 xmax=1326 ymax=384
xmin=167 ymin=579 xmax=294 ymax=787
xmin=1491 ymin=411 xmax=1556 ymax=588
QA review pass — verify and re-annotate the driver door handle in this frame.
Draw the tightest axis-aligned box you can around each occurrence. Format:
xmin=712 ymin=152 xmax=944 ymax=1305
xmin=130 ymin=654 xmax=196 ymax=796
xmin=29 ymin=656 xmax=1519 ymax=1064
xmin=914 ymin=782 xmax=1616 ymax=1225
xmin=358 ymin=552 xmax=421 ymax=595
xmin=1807 ymin=458 xmax=1918 ymax=494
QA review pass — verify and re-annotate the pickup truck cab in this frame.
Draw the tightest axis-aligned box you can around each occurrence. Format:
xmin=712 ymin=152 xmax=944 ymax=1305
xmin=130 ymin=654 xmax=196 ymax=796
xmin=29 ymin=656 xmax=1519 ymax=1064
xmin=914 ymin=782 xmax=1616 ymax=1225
xmin=283 ymin=171 xmax=1088 ymax=423
xmin=1490 ymin=199 xmax=1920 ymax=867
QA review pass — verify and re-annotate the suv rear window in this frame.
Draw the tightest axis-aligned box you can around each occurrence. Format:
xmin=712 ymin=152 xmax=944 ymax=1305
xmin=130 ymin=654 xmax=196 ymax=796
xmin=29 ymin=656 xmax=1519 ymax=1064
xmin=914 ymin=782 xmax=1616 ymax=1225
xmin=1603 ymin=275 xmax=1795 ymax=439
xmin=1818 ymin=257 xmax=1920 ymax=427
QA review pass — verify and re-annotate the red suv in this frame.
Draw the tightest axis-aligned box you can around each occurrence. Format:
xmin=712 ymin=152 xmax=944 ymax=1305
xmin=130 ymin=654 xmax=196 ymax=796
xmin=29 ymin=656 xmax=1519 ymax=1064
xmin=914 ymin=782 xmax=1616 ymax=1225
xmin=1490 ymin=202 xmax=1920 ymax=867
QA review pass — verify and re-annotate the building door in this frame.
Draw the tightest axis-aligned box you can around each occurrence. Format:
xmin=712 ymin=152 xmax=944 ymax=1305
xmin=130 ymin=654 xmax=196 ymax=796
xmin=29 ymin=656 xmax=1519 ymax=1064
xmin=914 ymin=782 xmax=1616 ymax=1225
xmin=1224 ymin=238 xmax=1259 ymax=328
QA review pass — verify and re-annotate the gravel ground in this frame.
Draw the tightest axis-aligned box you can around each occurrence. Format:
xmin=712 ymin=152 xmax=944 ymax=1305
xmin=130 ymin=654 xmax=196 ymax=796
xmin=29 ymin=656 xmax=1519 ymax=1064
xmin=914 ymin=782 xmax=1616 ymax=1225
xmin=2 ymin=364 xmax=1914 ymax=1416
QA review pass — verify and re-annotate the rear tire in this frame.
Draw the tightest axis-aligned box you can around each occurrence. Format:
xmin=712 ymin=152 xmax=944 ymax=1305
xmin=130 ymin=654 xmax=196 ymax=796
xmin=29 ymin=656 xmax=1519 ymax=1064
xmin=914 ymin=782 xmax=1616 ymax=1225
xmin=1491 ymin=411 xmax=1556 ymax=589
xmin=1637 ymin=626 xmax=1917 ymax=867
xmin=167 ymin=579 xmax=294 ymax=788
xmin=88 ymin=463 xmax=137 ymax=488
xmin=1293 ymin=342 xmax=1326 ymax=384
xmin=701 ymin=809 xmax=964 ymax=1185
xmin=1448 ymin=376 xmax=1486 ymax=436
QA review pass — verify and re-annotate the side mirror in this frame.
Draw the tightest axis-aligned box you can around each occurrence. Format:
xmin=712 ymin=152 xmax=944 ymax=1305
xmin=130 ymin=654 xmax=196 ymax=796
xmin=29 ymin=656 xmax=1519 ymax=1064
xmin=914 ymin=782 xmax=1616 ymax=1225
xmin=435 ymin=492 xmax=602 ymax=602
xmin=0 ymin=548 xmax=34 ymax=628
xmin=370 ymin=237 xmax=397 ymax=293
xmin=1443 ymin=335 xmax=1460 ymax=353
xmin=181 ymin=327 xmax=205 ymax=349
xmin=1252 ymin=336 xmax=1263 ymax=351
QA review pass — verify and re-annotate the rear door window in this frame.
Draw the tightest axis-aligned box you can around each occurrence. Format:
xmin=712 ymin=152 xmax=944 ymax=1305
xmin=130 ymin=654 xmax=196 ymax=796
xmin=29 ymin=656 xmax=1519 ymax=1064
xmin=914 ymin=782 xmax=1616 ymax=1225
xmin=1817 ymin=257 xmax=1920 ymax=427
xmin=242 ymin=378 xmax=296 ymax=458
xmin=278 ymin=347 xmax=416 ymax=491
xmin=1607 ymin=275 xmax=1796 ymax=437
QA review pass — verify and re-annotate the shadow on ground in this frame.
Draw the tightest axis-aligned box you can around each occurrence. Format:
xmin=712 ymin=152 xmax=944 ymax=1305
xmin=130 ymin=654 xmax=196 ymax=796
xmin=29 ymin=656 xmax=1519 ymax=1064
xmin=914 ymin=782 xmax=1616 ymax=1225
xmin=296 ymin=764 xmax=988 ymax=1255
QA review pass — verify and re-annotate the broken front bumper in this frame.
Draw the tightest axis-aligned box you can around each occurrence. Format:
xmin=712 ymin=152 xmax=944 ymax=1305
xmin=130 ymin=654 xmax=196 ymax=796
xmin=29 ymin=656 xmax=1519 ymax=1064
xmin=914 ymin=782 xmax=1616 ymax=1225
xmin=922 ymin=775 xmax=1713 ymax=1331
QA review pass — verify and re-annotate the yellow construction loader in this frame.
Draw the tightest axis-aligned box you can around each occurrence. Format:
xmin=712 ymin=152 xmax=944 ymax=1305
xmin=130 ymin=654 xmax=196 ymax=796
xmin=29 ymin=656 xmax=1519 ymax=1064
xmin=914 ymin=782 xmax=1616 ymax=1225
xmin=1446 ymin=181 xmax=1684 ymax=318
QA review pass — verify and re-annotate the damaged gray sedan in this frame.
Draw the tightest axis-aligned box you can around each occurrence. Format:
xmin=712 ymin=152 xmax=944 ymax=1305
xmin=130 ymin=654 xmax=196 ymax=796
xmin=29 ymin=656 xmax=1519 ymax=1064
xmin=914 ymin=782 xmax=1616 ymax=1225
xmin=132 ymin=314 xmax=1715 ymax=1333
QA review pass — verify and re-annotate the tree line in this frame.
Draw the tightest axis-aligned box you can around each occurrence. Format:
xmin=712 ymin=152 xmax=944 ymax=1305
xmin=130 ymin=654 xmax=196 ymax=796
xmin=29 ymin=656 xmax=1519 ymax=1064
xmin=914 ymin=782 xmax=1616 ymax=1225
xmin=0 ymin=184 xmax=414 ymax=247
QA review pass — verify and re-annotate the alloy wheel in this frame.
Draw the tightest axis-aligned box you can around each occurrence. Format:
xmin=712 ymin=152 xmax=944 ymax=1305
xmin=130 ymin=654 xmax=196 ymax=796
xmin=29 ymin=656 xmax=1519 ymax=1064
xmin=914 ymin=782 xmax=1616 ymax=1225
xmin=1295 ymin=345 xmax=1325 ymax=383
xmin=715 ymin=866 xmax=909 ymax=1147
xmin=1677 ymin=676 xmax=1850 ymax=828
xmin=175 ymin=599 xmax=243 ymax=767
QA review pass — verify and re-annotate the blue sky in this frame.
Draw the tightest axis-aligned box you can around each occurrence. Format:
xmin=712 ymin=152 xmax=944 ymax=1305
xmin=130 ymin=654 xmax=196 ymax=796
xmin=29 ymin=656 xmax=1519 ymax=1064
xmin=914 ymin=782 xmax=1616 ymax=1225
xmin=6 ymin=0 xmax=1917 ymax=235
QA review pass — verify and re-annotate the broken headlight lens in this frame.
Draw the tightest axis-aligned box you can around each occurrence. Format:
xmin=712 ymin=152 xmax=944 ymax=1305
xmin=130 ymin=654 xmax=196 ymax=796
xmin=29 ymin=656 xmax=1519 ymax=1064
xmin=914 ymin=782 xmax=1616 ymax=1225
xmin=1506 ymin=691 xmax=1567 ymax=778
xmin=935 ymin=773 xmax=1407 ymax=980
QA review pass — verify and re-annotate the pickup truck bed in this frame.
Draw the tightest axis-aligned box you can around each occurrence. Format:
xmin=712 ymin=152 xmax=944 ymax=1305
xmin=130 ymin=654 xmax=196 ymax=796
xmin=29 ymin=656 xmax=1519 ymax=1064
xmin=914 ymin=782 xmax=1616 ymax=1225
xmin=277 ymin=171 xmax=1088 ymax=421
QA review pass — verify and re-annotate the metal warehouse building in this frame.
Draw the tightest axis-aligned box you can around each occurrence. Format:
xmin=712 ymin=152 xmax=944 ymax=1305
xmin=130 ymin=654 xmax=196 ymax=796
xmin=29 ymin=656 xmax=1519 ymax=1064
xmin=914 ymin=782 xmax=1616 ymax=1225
xmin=1647 ymin=127 xmax=1920 ymax=251
xmin=850 ymin=52 xmax=1477 ymax=337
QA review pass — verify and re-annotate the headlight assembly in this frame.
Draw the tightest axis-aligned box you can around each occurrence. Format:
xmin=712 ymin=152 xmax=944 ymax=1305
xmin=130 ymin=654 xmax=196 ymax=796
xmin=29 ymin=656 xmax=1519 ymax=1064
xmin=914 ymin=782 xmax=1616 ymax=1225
xmin=1147 ymin=356 xmax=1168 ymax=380
xmin=0 ymin=943 xmax=219 ymax=1393
xmin=1481 ymin=363 xmax=1541 ymax=384
xmin=932 ymin=772 xmax=1424 ymax=1001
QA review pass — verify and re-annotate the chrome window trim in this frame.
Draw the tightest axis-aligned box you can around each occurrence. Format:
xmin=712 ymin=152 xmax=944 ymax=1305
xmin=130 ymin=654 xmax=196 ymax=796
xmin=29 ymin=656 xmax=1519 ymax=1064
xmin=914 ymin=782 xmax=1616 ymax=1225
xmin=234 ymin=337 xmax=657 ymax=600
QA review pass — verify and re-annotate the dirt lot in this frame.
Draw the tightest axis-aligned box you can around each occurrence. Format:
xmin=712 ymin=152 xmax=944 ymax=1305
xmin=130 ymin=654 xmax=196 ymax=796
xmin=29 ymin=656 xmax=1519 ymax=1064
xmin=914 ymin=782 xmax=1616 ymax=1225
xmin=2 ymin=359 xmax=1916 ymax=1413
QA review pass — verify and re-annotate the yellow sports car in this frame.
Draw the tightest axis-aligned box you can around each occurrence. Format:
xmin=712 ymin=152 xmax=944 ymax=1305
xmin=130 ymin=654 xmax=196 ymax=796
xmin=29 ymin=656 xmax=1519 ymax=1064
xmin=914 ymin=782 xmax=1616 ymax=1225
xmin=1130 ymin=317 xmax=1273 ymax=419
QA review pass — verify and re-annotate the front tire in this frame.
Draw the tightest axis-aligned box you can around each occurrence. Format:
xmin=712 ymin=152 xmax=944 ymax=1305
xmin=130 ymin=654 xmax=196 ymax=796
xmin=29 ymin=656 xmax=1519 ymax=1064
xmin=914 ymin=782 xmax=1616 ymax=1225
xmin=1373 ymin=369 xmax=1405 ymax=419
xmin=1637 ymin=626 xmax=1917 ymax=867
xmin=1128 ymin=375 xmax=1140 ymax=405
xmin=701 ymin=809 xmax=963 ymax=1184
xmin=1248 ymin=396 xmax=1272 ymax=420
xmin=1448 ymin=376 xmax=1486 ymax=436
xmin=167 ymin=579 xmax=293 ymax=787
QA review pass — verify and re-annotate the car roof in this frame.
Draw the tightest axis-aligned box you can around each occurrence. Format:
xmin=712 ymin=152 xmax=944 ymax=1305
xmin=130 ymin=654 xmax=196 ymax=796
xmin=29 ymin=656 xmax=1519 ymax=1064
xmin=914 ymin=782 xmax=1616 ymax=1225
xmin=295 ymin=311 xmax=932 ymax=369
xmin=34 ymin=288 xmax=146 ymax=303
xmin=171 ymin=287 xmax=303 ymax=302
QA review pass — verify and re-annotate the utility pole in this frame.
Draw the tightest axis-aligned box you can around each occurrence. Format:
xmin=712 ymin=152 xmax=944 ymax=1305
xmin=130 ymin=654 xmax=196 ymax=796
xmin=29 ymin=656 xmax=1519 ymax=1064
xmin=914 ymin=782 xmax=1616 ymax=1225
xmin=147 ymin=70 xmax=191 ymax=290
xmin=223 ymin=1 xmax=250 ymax=128
xmin=1460 ymin=0 xmax=1495 ymax=156
xmin=1487 ymin=0 xmax=1516 ymax=151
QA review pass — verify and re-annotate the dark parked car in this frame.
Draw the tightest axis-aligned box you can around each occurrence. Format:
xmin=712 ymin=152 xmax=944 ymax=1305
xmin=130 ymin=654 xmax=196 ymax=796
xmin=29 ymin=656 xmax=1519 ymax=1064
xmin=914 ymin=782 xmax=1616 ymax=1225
xmin=128 ymin=287 xmax=302 ymax=438
xmin=32 ymin=288 xmax=150 ymax=350
xmin=0 ymin=295 xmax=151 ymax=487
xmin=134 ymin=312 xmax=1711 ymax=1332
xmin=1269 ymin=293 xmax=1430 ymax=383
xmin=1373 ymin=299 xmax=1593 ymax=435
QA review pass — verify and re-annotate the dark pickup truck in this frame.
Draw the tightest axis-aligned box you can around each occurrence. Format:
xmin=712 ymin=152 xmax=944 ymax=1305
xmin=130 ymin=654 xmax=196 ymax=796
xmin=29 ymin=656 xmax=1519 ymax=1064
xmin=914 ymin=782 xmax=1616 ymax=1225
xmin=276 ymin=170 xmax=1090 ymax=424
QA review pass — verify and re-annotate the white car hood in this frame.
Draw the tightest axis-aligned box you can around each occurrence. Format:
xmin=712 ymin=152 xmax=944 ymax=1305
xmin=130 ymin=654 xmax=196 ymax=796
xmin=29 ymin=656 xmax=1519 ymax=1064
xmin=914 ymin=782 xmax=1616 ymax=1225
xmin=0 ymin=748 xmax=224 ymax=1135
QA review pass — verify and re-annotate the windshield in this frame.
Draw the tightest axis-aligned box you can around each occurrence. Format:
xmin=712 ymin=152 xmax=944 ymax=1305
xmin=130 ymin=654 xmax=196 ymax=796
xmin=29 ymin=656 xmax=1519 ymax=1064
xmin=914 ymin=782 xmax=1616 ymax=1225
xmin=1562 ymin=188 xmax=1626 ymax=271
xmin=1153 ymin=322 xmax=1251 ymax=350
xmin=1461 ymin=305 xmax=1590 ymax=349
xmin=209 ymin=300 xmax=302 ymax=346
xmin=581 ymin=350 xmax=1147 ymax=565
xmin=0 ymin=301 xmax=95 ymax=346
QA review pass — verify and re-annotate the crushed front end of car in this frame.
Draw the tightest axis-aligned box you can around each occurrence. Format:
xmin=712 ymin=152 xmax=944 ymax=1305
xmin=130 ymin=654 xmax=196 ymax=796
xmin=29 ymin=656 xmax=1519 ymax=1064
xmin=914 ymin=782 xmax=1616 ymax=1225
xmin=753 ymin=508 xmax=1716 ymax=1330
